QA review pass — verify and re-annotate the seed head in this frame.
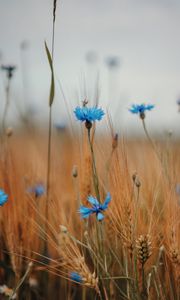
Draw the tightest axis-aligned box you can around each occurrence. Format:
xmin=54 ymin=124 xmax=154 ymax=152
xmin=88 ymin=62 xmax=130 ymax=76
xmin=136 ymin=234 xmax=152 ymax=266
xmin=72 ymin=165 xmax=78 ymax=178
xmin=6 ymin=127 xmax=13 ymax=137
xmin=60 ymin=225 xmax=68 ymax=234
xmin=1 ymin=65 xmax=16 ymax=79
xmin=170 ymin=247 xmax=180 ymax=266
xmin=112 ymin=133 xmax=118 ymax=149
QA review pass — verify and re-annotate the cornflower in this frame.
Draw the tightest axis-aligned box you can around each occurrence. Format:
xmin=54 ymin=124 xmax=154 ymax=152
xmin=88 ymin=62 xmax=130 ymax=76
xmin=129 ymin=103 xmax=154 ymax=119
xmin=74 ymin=106 xmax=105 ymax=129
xmin=70 ymin=272 xmax=83 ymax=283
xmin=27 ymin=184 xmax=45 ymax=198
xmin=0 ymin=189 xmax=8 ymax=206
xmin=79 ymin=193 xmax=111 ymax=221
xmin=177 ymin=99 xmax=180 ymax=112
xmin=1 ymin=65 xmax=16 ymax=79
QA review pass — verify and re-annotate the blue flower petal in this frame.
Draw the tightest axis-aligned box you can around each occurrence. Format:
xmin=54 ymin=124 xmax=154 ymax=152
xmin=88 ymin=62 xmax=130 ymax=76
xmin=27 ymin=184 xmax=45 ymax=198
xmin=78 ymin=193 xmax=111 ymax=221
xmin=146 ymin=104 xmax=155 ymax=111
xmin=34 ymin=185 xmax=45 ymax=197
xmin=0 ymin=189 xmax=8 ymax=206
xmin=129 ymin=104 xmax=139 ymax=114
xmin=74 ymin=106 xmax=105 ymax=122
xmin=79 ymin=206 xmax=93 ymax=218
xmin=87 ymin=195 xmax=100 ymax=206
xmin=97 ymin=212 xmax=104 ymax=221
xmin=70 ymin=272 xmax=83 ymax=283
xmin=129 ymin=104 xmax=154 ymax=115
xmin=101 ymin=193 xmax=111 ymax=210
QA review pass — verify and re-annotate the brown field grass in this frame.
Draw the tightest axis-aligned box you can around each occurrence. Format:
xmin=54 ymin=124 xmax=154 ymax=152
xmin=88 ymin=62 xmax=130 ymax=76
xmin=0 ymin=128 xmax=179 ymax=300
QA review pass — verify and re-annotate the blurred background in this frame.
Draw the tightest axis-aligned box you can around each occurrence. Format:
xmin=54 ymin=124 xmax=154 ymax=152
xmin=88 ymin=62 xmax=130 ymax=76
xmin=0 ymin=0 xmax=180 ymax=136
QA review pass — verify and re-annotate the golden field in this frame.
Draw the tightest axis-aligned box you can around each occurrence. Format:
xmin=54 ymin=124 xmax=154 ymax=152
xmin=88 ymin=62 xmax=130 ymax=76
xmin=0 ymin=127 xmax=179 ymax=300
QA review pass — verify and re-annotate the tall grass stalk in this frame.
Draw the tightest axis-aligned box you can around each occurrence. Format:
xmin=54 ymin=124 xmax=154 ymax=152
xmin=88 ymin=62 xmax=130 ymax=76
xmin=87 ymin=127 xmax=100 ymax=201
xmin=2 ymin=78 xmax=10 ymax=134
xmin=9 ymin=262 xmax=33 ymax=300
xmin=86 ymin=126 xmax=108 ymax=299
xmin=46 ymin=0 xmax=57 ymax=224
xmin=41 ymin=1 xmax=58 ymax=296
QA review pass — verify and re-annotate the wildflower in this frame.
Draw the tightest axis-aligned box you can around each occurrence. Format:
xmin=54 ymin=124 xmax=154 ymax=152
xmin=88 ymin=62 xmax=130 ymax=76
xmin=106 ymin=56 xmax=120 ymax=69
xmin=1 ymin=65 xmax=16 ymax=79
xmin=0 ymin=189 xmax=8 ymax=206
xmin=79 ymin=193 xmax=111 ymax=221
xmin=74 ymin=106 xmax=105 ymax=129
xmin=70 ymin=272 xmax=83 ymax=283
xmin=27 ymin=184 xmax=45 ymax=198
xmin=176 ymin=183 xmax=180 ymax=195
xmin=129 ymin=103 xmax=154 ymax=119
xmin=54 ymin=123 xmax=66 ymax=131
xmin=177 ymin=99 xmax=180 ymax=112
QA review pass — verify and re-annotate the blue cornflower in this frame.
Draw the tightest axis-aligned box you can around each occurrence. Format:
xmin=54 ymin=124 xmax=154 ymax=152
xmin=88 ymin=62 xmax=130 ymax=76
xmin=0 ymin=189 xmax=8 ymax=206
xmin=28 ymin=184 xmax=45 ymax=198
xmin=79 ymin=193 xmax=111 ymax=221
xmin=177 ymin=99 xmax=180 ymax=112
xmin=129 ymin=104 xmax=154 ymax=119
xmin=74 ymin=106 xmax=105 ymax=128
xmin=1 ymin=65 xmax=16 ymax=79
xmin=176 ymin=184 xmax=180 ymax=195
xmin=70 ymin=272 xmax=83 ymax=283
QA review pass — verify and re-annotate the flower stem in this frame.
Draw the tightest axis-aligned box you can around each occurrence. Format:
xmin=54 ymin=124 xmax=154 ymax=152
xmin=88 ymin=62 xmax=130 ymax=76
xmin=87 ymin=128 xmax=100 ymax=201
xmin=87 ymin=127 xmax=108 ymax=296
xmin=2 ymin=78 xmax=11 ymax=134
xmin=142 ymin=119 xmax=161 ymax=162
xmin=142 ymin=118 xmax=172 ymax=183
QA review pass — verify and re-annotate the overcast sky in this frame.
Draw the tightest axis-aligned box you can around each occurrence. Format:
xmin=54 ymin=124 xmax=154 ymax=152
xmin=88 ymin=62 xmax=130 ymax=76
xmin=0 ymin=0 xmax=180 ymax=135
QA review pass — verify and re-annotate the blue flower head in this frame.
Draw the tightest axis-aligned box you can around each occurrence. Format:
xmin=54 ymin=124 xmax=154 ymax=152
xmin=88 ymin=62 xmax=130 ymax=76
xmin=79 ymin=193 xmax=111 ymax=221
xmin=1 ymin=65 xmax=16 ymax=79
xmin=176 ymin=183 xmax=180 ymax=195
xmin=70 ymin=272 xmax=83 ymax=283
xmin=129 ymin=103 xmax=154 ymax=119
xmin=177 ymin=99 xmax=180 ymax=112
xmin=28 ymin=184 xmax=45 ymax=198
xmin=0 ymin=189 xmax=8 ymax=206
xmin=74 ymin=106 xmax=105 ymax=129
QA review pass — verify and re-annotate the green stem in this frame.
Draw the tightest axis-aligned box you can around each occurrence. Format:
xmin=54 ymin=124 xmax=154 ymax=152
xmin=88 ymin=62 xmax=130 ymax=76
xmin=141 ymin=264 xmax=147 ymax=300
xmin=87 ymin=128 xmax=108 ymax=297
xmin=45 ymin=0 xmax=56 ymax=241
xmin=87 ymin=128 xmax=100 ymax=201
